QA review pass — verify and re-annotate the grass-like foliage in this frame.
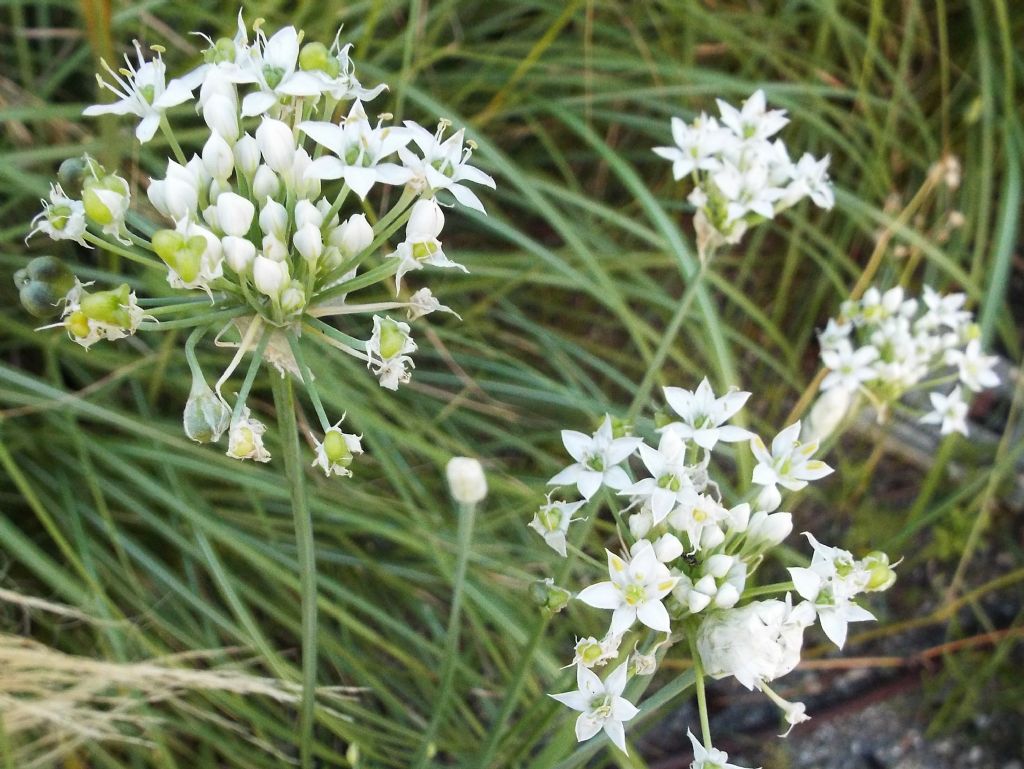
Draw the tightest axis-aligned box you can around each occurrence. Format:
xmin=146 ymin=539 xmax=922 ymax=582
xmin=1 ymin=1 xmax=1021 ymax=767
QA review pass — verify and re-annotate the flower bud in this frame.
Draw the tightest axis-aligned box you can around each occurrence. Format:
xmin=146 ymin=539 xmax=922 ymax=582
xmin=280 ymin=280 xmax=306 ymax=314
xmin=202 ymin=94 xmax=239 ymax=143
xmin=234 ymin=134 xmax=260 ymax=178
xmin=293 ymin=199 xmax=324 ymax=229
xmin=446 ymin=456 xmax=487 ymax=504
xmin=149 ymin=161 xmax=199 ymax=220
xmin=863 ymin=551 xmax=897 ymax=592
xmin=261 ymin=234 xmax=288 ymax=262
xmin=803 ymin=386 xmax=852 ymax=444
xmin=653 ymin=533 xmax=684 ymax=563
xmin=183 ymin=374 xmax=231 ymax=443
xmin=252 ymin=165 xmax=280 ymax=201
xmin=216 ymin=192 xmax=255 ymax=237
xmin=529 ymin=578 xmax=571 ymax=615
xmin=747 ymin=511 xmax=793 ymax=548
xmin=331 ymin=213 xmax=374 ymax=257
xmin=255 ymin=118 xmax=296 ymax=174
xmin=628 ymin=508 xmax=653 ymax=540
xmin=756 ymin=484 xmax=783 ymax=513
xmin=714 ymin=583 xmax=740 ymax=608
xmin=198 ymin=67 xmax=237 ymax=108
xmin=704 ymin=554 xmax=734 ymax=579
xmin=407 ymin=198 xmax=445 ymax=241
xmin=293 ymin=223 xmax=323 ymax=263
xmin=253 ymin=255 xmax=289 ymax=298
xmin=222 ymin=235 xmax=256 ymax=273
xmin=202 ymin=131 xmax=235 ymax=180
xmin=259 ymin=199 xmax=288 ymax=238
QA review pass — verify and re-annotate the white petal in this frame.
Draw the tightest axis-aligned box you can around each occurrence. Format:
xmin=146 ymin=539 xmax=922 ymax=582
xmin=577 ymin=470 xmax=604 ymax=499
xmin=241 ymin=90 xmax=278 ymax=117
xmin=635 ymin=600 xmax=671 ymax=633
xmin=561 ymin=430 xmax=592 ymax=462
xmin=603 ymin=718 xmax=628 ymax=754
xmin=577 ymin=582 xmax=621 ymax=610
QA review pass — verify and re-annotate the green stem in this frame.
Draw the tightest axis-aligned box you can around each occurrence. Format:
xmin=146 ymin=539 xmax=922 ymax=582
xmin=687 ymin=628 xmax=712 ymax=750
xmin=286 ymin=332 xmax=331 ymax=431
xmin=82 ymin=231 xmax=162 ymax=269
xmin=160 ymin=114 xmax=187 ymax=165
xmin=625 ymin=260 xmax=709 ymax=422
xmin=412 ymin=498 xmax=479 ymax=769
xmin=271 ymin=375 xmax=318 ymax=769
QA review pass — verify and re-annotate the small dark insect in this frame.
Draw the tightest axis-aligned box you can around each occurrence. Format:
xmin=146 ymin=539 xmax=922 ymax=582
xmin=683 ymin=552 xmax=699 ymax=568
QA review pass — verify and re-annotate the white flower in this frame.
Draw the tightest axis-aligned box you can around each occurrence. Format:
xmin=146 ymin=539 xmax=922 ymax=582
xmin=672 ymin=554 xmax=746 ymax=614
xmin=333 ymin=213 xmax=374 ymax=258
xmin=234 ymin=133 xmax=260 ymax=178
xmin=398 ymin=120 xmax=496 ymax=213
xmin=620 ymin=430 xmax=695 ymax=524
xmin=529 ymin=496 xmax=586 ymax=557
xmin=548 ymin=415 xmax=643 ymax=500
xmin=920 ymin=386 xmax=969 ymax=436
xmin=946 ymin=339 xmax=999 ymax=392
xmin=570 ymin=634 xmax=622 ymax=669
xmin=83 ymin=41 xmax=195 ymax=142
xmin=367 ymin=315 xmax=416 ymax=390
xmin=653 ymin=114 xmax=730 ymax=179
xmin=215 ymin=192 xmax=255 ymax=237
xmin=406 ymin=287 xmax=457 ymax=320
xmin=716 ymin=89 xmax=789 ymax=142
xmin=666 ymin=490 xmax=729 ymax=552
xmin=820 ymin=339 xmax=879 ymax=392
xmin=750 ymin=422 xmax=833 ymax=510
xmin=697 ymin=596 xmax=814 ymax=690
xmin=788 ymin=533 xmax=877 ymax=648
xmin=576 ymin=541 xmax=678 ymax=635
xmin=148 ymin=158 xmax=202 ymax=221
xmin=661 ymin=378 xmax=753 ymax=451
xmin=28 ymin=184 xmax=87 ymax=246
xmin=301 ymin=102 xmax=412 ymax=199
xmin=255 ymin=118 xmax=297 ymax=174
xmin=241 ymin=25 xmax=324 ymax=117
xmin=387 ymin=199 xmax=467 ymax=292
xmin=784 ymin=152 xmax=834 ymax=209
xmin=687 ymin=730 xmax=757 ymax=769
xmin=446 ymin=456 xmax=488 ymax=504
xmin=312 ymin=420 xmax=363 ymax=477
xmin=253 ymin=255 xmax=289 ymax=298
xmin=226 ymin=407 xmax=270 ymax=462
xmin=201 ymin=131 xmax=235 ymax=179
xmin=549 ymin=663 xmax=639 ymax=754
xmin=918 ymin=285 xmax=970 ymax=331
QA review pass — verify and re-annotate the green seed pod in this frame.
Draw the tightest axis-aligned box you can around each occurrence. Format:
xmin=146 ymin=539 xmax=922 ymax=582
xmin=323 ymin=430 xmax=353 ymax=468
xmin=57 ymin=157 xmax=89 ymax=197
xmin=152 ymin=230 xmax=206 ymax=283
xmin=13 ymin=268 xmax=28 ymax=289
xmin=80 ymin=283 xmax=131 ymax=327
xmin=377 ymin=318 xmax=408 ymax=359
xmin=530 ymin=578 xmax=571 ymax=615
xmin=183 ymin=375 xmax=231 ymax=443
xmin=19 ymin=280 xmax=62 ymax=319
xmin=65 ymin=309 xmax=90 ymax=338
xmin=299 ymin=41 xmax=330 ymax=72
xmin=26 ymin=256 xmax=74 ymax=296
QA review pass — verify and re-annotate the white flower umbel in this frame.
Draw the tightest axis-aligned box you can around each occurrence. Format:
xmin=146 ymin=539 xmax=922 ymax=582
xmin=549 ymin=663 xmax=639 ymax=754
xmin=750 ymin=422 xmax=832 ymax=511
xmin=83 ymin=41 xmax=195 ymax=142
xmin=688 ymin=730 xmax=757 ymax=769
xmin=818 ymin=285 xmax=998 ymax=435
xmin=549 ymin=415 xmax=643 ymax=500
xmin=788 ymin=533 xmax=886 ymax=648
xmin=577 ymin=541 xmax=678 ymax=635
xmin=529 ymin=496 xmax=586 ymax=557
xmin=660 ymin=378 xmax=753 ymax=451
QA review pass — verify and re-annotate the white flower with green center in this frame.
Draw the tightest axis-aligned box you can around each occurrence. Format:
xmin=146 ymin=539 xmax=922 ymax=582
xmin=549 ymin=663 xmax=639 ymax=754
xmin=652 ymin=113 xmax=730 ymax=179
xmin=226 ymin=407 xmax=270 ymax=463
xmin=917 ymin=285 xmax=971 ymax=331
xmin=716 ymin=89 xmax=789 ymax=142
xmin=28 ymin=184 xmax=87 ymax=246
xmin=620 ymin=430 xmax=696 ymax=524
xmin=577 ymin=541 xmax=678 ymax=635
xmin=240 ymin=25 xmax=324 ymax=117
xmin=301 ymin=101 xmax=413 ymax=199
xmin=687 ymin=730 xmax=758 ymax=769
xmin=750 ymin=422 xmax=832 ymax=511
xmin=387 ymin=198 xmax=467 ymax=292
xmin=920 ymin=386 xmax=969 ymax=436
xmin=548 ymin=415 xmax=643 ymax=500
xmin=661 ymin=378 xmax=753 ymax=451
xmin=946 ymin=338 xmax=999 ymax=392
xmin=820 ymin=338 xmax=879 ymax=392
xmin=312 ymin=419 xmax=363 ymax=477
xmin=666 ymin=490 xmax=728 ymax=552
xmin=528 ymin=496 xmax=586 ymax=557
xmin=787 ymin=533 xmax=884 ymax=648
xmin=398 ymin=120 xmax=496 ymax=213
xmin=83 ymin=41 xmax=196 ymax=142
xmin=367 ymin=315 xmax=417 ymax=390
xmin=570 ymin=633 xmax=621 ymax=669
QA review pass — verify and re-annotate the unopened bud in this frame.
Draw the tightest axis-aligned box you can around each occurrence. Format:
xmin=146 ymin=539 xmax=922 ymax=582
xmin=446 ymin=456 xmax=487 ymax=504
xmin=530 ymin=578 xmax=571 ymax=615
xmin=184 ymin=375 xmax=231 ymax=443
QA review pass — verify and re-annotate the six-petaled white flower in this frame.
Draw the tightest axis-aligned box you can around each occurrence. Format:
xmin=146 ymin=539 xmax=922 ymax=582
xmin=549 ymin=663 xmax=639 ymax=754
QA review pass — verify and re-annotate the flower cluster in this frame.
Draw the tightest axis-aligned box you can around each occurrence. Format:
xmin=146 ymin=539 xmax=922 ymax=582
xmin=654 ymin=90 xmax=834 ymax=258
xmin=533 ymin=380 xmax=896 ymax=760
xmin=22 ymin=15 xmax=495 ymax=473
xmin=816 ymin=285 xmax=999 ymax=437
